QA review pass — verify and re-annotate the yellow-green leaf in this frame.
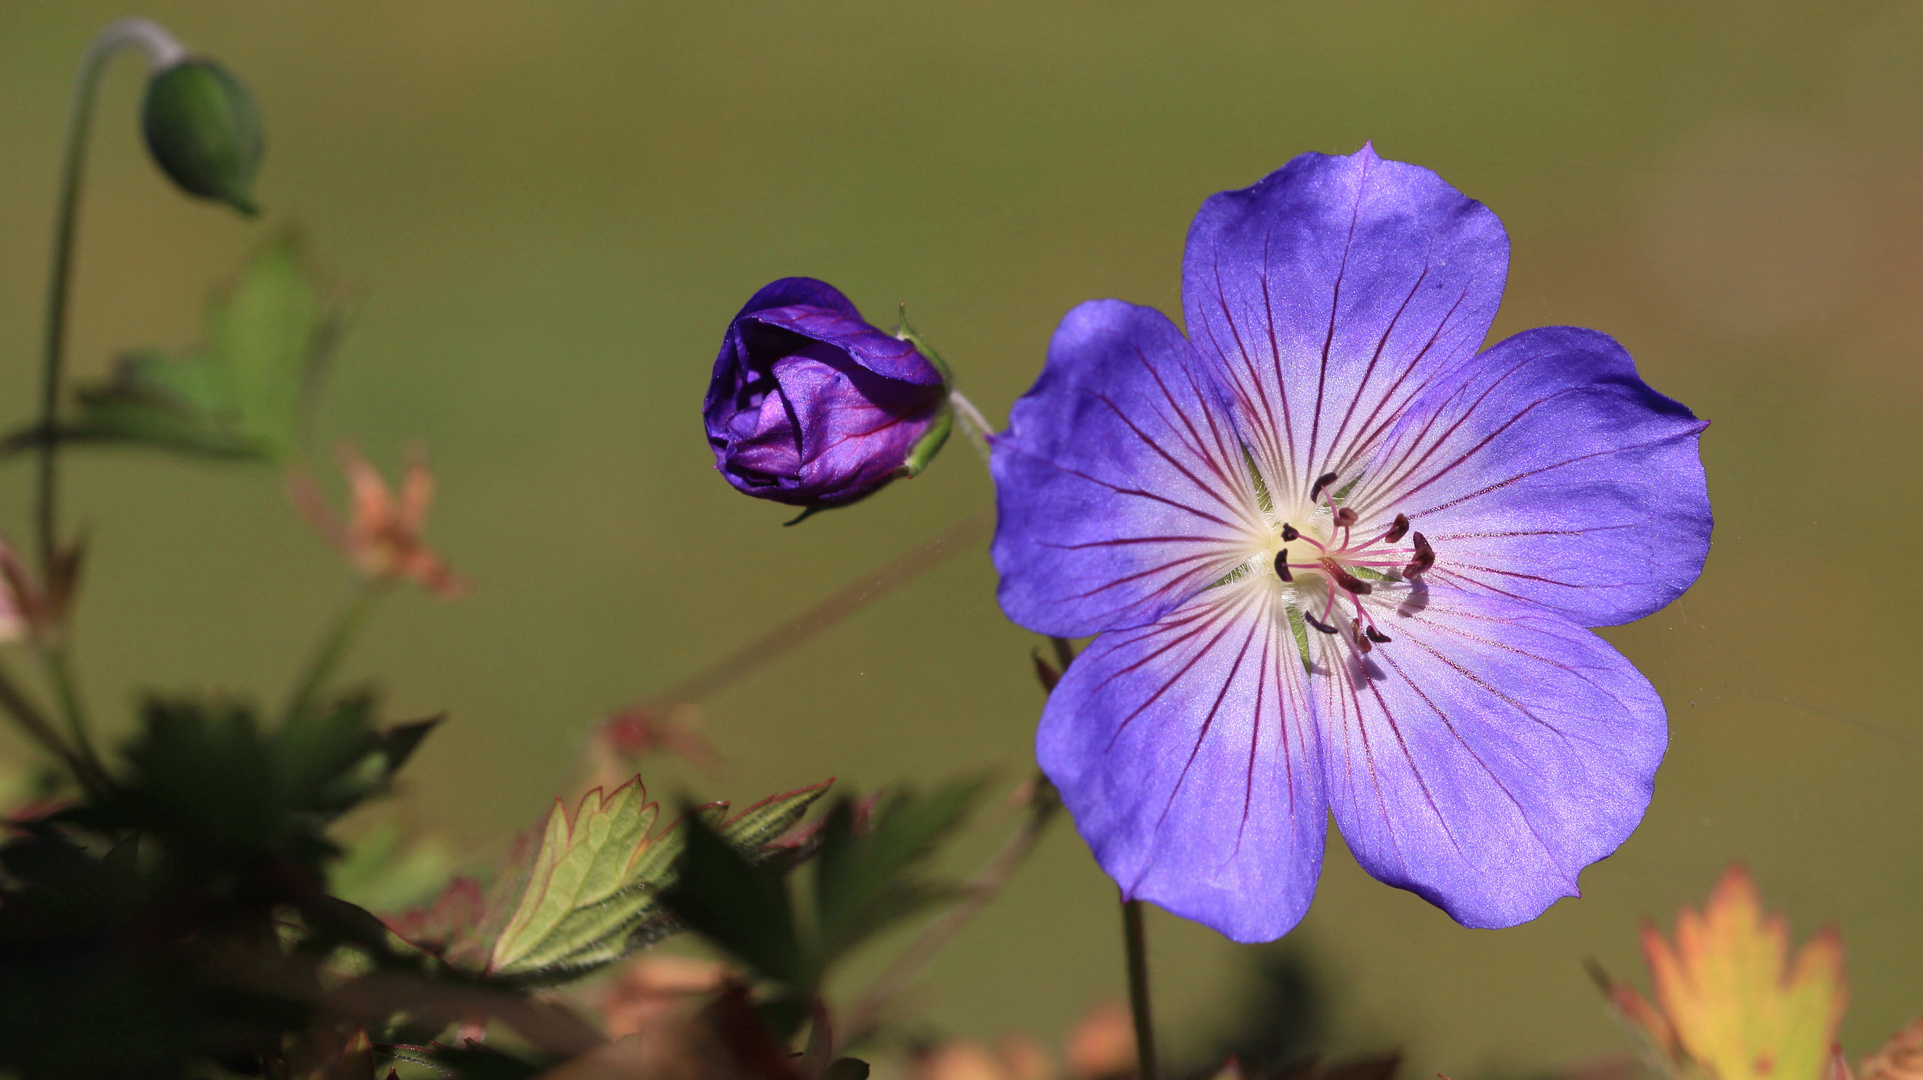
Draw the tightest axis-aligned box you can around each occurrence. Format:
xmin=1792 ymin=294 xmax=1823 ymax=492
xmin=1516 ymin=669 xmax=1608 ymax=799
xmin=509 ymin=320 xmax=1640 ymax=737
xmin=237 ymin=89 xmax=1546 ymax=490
xmin=474 ymin=777 xmax=831 ymax=983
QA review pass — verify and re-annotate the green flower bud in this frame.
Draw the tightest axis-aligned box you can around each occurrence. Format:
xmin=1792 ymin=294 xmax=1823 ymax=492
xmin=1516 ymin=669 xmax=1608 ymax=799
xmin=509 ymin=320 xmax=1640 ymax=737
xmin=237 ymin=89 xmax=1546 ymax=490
xmin=140 ymin=58 xmax=263 ymax=216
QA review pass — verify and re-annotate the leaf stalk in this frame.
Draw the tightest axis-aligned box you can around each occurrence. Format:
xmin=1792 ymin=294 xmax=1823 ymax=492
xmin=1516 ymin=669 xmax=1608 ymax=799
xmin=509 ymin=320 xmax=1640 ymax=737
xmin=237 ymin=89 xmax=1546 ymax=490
xmin=285 ymin=580 xmax=386 ymax=721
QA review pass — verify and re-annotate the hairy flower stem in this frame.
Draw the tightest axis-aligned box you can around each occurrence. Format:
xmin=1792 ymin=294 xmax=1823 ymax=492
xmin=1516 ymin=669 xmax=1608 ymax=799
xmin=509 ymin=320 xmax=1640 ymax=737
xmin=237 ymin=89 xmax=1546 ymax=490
xmin=1122 ymin=897 xmax=1158 ymax=1080
xmin=841 ymin=776 xmax=1061 ymax=1046
xmin=948 ymin=390 xmax=995 ymax=466
xmin=644 ymin=507 xmax=991 ymax=710
xmin=33 ymin=19 xmax=188 ymax=766
xmin=284 ymin=581 xmax=386 ymax=721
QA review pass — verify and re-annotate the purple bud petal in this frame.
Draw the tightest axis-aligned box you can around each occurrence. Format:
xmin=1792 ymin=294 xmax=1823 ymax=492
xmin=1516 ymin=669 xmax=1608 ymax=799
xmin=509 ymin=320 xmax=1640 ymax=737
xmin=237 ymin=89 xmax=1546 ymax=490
xmin=704 ymin=278 xmax=946 ymax=509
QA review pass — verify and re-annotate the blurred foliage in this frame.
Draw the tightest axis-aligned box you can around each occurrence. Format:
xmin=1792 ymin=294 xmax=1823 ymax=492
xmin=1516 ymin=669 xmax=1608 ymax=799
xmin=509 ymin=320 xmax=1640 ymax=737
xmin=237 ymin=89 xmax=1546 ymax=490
xmin=1589 ymin=866 xmax=1923 ymax=1080
xmin=33 ymin=231 xmax=339 ymax=463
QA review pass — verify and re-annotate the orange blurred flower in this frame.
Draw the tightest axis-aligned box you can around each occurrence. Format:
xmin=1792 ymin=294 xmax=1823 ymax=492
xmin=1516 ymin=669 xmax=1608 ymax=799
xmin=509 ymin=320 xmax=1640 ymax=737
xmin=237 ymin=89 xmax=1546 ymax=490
xmin=912 ymin=1001 xmax=1135 ymax=1080
xmin=600 ymin=955 xmax=732 ymax=1042
xmin=291 ymin=442 xmax=465 ymax=596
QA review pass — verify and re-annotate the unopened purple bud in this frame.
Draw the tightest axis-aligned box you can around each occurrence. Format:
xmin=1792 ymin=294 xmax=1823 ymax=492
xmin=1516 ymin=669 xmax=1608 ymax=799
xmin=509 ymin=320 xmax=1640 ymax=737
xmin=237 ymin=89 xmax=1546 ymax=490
xmin=703 ymin=278 xmax=948 ymax=511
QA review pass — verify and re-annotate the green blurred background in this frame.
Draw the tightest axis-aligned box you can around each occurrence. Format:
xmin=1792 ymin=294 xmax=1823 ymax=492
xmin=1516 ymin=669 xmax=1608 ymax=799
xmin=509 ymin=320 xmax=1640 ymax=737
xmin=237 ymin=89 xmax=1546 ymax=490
xmin=2 ymin=1 xmax=1920 ymax=1074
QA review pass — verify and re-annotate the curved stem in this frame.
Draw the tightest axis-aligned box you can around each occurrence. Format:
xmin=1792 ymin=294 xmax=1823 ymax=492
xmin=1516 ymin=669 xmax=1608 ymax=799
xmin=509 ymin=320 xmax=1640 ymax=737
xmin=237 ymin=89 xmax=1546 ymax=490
xmin=1122 ymin=897 xmax=1158 ymax=1080
xmin=643 ymin=507 xmax=991 ymax=710
xmin=31 ymin=20 xmax=188 ymax=764
xmin=37 ymin=19 xmax=185 ymax=572
xmin=284 ymin=581 xmax=385 ymax=721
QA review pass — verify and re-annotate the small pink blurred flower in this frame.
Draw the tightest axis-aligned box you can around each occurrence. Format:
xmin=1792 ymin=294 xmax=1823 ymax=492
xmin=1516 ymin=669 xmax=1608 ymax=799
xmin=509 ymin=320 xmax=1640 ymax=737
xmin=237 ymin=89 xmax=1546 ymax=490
xmin=291 ymin=442 xmax=465 ymax=596
xmin=0 ymin=537 xmax=80 ymax=642
xmin=599 ymin=705 xmax=723 ymax=773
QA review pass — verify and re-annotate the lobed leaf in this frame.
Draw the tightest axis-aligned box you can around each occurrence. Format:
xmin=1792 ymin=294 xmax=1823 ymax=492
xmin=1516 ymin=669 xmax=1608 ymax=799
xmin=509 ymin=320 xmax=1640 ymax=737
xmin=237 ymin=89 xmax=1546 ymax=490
xmin=401 ymin=778 xmax=832 ymax=986
xmin=488 ymin=779 xmax=664 ymax=978
xmin=48 ymin=230 xmax=342 ymax=464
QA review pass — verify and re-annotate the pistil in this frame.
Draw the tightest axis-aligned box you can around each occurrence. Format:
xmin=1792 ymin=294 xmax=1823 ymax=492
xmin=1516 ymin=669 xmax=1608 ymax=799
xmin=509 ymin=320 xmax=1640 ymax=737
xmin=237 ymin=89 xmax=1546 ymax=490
xmin=1266 ymin=479 xmax=1436 ymax=660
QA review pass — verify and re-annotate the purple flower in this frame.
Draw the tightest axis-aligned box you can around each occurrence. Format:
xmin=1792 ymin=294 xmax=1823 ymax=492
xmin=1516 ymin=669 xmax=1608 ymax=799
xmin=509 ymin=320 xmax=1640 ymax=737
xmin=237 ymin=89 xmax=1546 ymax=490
xmin=705 ymin=277 xmax=950 ymax=510
xmin=991 ymin=146 xmax=1710 ymax=943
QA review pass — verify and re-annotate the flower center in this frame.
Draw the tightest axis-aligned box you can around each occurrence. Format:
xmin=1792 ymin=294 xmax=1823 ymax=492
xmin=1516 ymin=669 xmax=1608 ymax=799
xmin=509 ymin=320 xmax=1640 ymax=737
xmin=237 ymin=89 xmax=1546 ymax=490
xmin=1267 ymin=471 xmax=1434 ymax=655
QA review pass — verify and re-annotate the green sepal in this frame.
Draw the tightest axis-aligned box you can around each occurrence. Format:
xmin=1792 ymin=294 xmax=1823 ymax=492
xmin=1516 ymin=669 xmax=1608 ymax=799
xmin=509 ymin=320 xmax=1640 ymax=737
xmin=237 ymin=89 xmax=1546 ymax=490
xmin=1242 ymin=445 xmax=1273 ymax=514
xmin=901 ymin=402 xmax=953 ymax=478
xmin=141 ymin=58 xmax=264 ymax=216
xmin=890 ymin=307 xmax=953 ymax=386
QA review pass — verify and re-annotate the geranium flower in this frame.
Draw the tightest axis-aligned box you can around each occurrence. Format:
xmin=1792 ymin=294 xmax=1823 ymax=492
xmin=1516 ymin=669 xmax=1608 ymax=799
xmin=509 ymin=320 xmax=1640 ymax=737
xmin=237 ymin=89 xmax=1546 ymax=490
xmin=991 ymin=145 xmax=1710 ymax=942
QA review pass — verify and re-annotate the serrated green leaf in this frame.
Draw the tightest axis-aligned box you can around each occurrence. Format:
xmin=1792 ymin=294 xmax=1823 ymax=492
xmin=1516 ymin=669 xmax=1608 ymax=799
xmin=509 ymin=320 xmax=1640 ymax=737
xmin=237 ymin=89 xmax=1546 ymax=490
xmin=49 ymin=230 xmax=340 ymax=464
xmin=722 ymin=779 xmax=834 ymax=852
xmin=488 ymin=779 xmax=661 ymax=975
xmin=109 ymin=696 xmax=431 ymax=873
xmin=471 ymin=778 xmax=831 ymax=985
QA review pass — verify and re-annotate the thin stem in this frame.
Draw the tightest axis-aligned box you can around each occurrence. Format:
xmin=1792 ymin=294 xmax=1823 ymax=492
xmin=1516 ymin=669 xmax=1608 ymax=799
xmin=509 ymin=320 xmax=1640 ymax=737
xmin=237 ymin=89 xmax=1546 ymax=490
xmin=37 ymin=19 xmax=185 ymax=572
xmin=840 ymin=776 xmax=1061 ymax=1045
xmin=1122 ymin=897 xmax=1158 ymax=1080
xmin=36 ymin=642 xmax=93 ymax=766
xmin=0 ymin=652 xmax=97 ymax=788
xmin=947 ymin=389 xmax=994 ymax=468
xmin=29 ymin=19 xmax=188 ymax=766
xmin=284 ymin=581 xmax=385 ymax=721
xmin=643 ymin=507 xmax=992 ymax=710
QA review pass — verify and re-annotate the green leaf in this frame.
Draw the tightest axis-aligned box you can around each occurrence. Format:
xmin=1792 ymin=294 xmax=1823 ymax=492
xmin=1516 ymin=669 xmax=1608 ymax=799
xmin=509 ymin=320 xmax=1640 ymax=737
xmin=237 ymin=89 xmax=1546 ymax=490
xmin=813 ymin=775 xmax=987 ymax=962
xmin=423 ymin=779 xmax=830 ymax=985
xmin=487 ymin=779 xmax=667 ymax=978
xmin=723 ymin=780 xmax=836 ymax=852
xmin=663 ymin=810 xmax=807 ymax=989
xmin=107 ymin=695 xmax=436 ymax=872
xmin=50 ymin=231 xmax=341 ymax=463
